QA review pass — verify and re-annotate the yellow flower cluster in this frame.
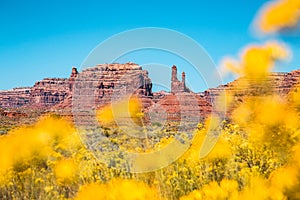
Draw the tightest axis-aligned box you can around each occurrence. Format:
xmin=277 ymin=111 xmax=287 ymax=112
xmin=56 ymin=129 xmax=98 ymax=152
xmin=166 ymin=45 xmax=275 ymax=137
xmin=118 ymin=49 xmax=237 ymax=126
xmin=258 ymin=0 xmax=300 ymax=34
xmin=0 ymin=97 xmax=300 ymax=199
xmin=0 ymin=116 xmax=80 ymax=176
xmin=3 ymin=0 xmax=300 ymax=199
xmin=75 ymin=178 xmax=163 ymax=200
xmin=221 ymin=41 xmax=289 ymax=81
xmin=96 ymin=96 xmax=143 ymax=127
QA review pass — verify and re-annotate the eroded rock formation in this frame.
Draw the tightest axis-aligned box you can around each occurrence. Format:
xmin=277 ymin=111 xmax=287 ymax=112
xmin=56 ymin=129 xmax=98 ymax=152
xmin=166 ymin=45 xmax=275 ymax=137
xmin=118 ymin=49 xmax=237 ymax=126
xmin=70 ymin=63 xmax=155 ymax=127
xmin=0 ymin=87 xmax=31 ymax=108
xmin=148 ymin=65 xmax=211 ymax=123
xmin=171 ymin=65 xmax=189 ymax=93
xmin=203 ymin=69 xmax=300 ymax=106
xmin=1 ymin=63 xmax=300 ymax=128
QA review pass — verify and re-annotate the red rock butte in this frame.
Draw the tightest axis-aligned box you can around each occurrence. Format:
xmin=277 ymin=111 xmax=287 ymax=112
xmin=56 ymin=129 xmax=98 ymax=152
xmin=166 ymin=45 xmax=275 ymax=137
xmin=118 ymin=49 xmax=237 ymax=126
xmin=1 ymin=63 xmax=300 ymax=126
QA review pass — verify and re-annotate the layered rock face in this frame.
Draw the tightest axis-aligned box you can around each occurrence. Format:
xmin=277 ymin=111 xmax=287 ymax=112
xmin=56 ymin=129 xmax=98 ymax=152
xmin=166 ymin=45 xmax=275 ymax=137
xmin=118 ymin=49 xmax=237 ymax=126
xmin=200 ymin=69 xmax=300 ymax=118
xmin=0 ymin=63 xmax=154 ymax=112
xmin=148 ymin=66 xmax=211 ymax=124
xmin=148 ymin=93 xmax=211 ymax=123
xmin=272 ymin=70 xmax=300 ymax=94
xmin=1 ymin=63 xmax=300 ymax=128
xmin=0 ymin=87 xmax=31 ymax=108
xmin=79 ymin=63 xmax=153 ymax=107
xmin=204 ymin=69 xmax=300 ymax=104
xmin=30 ymin=78 xmax=70 ymax=107
xmin=0 ymin=78 xmax=73 ymax=109
xmin=71 ymin=63 xmax=154 ymax=127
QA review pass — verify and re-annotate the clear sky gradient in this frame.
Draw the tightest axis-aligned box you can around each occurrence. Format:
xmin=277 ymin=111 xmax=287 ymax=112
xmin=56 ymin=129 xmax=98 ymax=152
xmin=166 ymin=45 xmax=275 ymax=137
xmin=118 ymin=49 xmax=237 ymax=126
xmin=0 ymin=0 xmax=299 ymax=91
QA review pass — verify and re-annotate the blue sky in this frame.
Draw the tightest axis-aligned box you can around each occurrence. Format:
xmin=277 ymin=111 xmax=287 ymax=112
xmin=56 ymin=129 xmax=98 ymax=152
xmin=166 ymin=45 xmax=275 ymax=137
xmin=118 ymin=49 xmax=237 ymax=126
xmin=0 ymin=0 xmax=299 ymax=91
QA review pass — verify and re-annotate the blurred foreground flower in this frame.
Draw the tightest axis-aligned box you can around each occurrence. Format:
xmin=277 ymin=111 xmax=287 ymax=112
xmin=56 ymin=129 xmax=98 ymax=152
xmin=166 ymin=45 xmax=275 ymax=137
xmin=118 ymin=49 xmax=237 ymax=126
xmin=75 ymin=178 xmax=163 ymax=200
xmin=220 ymin=41 xmax=290 ymax=81
xmin=54 ymin=158 xmax=78 ymax=185
xmin=257 ymin=0 xmax=300 ymax=34
xmin=96 ymin=96 xmax=143 ymax=127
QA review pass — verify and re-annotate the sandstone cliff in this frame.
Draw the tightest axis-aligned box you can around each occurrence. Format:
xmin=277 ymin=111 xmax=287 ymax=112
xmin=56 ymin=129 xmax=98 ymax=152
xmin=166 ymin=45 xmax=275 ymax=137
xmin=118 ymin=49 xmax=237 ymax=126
xmin=1 ymin=63 xmax=300 ymax=131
